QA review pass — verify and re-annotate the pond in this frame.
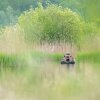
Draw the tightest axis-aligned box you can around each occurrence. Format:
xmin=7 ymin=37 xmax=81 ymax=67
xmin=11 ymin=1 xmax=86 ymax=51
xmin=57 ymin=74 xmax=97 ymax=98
xmin=0 ymin=57 xmax=100 ymax=100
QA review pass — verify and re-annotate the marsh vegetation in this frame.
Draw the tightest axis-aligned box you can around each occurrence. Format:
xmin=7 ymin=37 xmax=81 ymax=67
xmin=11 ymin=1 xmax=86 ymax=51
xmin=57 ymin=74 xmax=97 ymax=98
xmin=0 ymin=0 xmax=100 ymax=100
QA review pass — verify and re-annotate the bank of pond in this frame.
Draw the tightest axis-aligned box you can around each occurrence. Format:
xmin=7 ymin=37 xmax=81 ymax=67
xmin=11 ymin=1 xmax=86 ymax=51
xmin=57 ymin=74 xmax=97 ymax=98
xmin=0 ymin=51 xmax=100 ymax=70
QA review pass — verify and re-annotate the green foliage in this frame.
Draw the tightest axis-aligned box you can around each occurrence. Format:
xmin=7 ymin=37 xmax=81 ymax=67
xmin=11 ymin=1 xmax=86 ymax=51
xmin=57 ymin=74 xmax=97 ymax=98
xmin=77 ymin=51 xmax=100 ymax=63
xmin=19 ymin=4 xmax=84 ymax=45
xmin=59 ymin=0 xmax=100 ymax=23
xmin=31 ymin=51 xmax=63 ymax=62
xmin=48 ymin=53 xmax=63 ymax=62
xmin=0 ymin=53 xmax=26 ymax=70
xmin=80 ymin=22 xmax=99 ymax=43
xmin=79 ymin=0 xmax=100 ymax=22
xmin=0 ymin=51 xmax=62 ymax=70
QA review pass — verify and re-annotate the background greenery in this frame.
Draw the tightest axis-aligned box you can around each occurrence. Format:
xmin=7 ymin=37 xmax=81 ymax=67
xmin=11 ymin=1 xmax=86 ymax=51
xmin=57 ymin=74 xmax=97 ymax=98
xmin=0 ymin=0 xmax=100 ymax=100
xmin=0 ymin=0 xmax=100 ymax=26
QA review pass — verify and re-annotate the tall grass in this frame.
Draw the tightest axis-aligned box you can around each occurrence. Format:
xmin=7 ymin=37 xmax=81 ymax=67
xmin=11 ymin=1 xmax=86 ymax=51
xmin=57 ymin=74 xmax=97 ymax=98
xmin=0 ymin=51 xmax=63 ymax=71
xmin=0 ymin=53 xmax=27 ymax=71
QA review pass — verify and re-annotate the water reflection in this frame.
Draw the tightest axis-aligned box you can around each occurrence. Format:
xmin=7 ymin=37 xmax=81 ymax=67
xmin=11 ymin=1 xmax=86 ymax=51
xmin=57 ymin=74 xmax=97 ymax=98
xmin=60 ymin=63 xmax=75 ymax=71
xmin=66 ymin=64 xmax=74 ymax=70
xmin=59 ymin=61 xmax=100 ymax=76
